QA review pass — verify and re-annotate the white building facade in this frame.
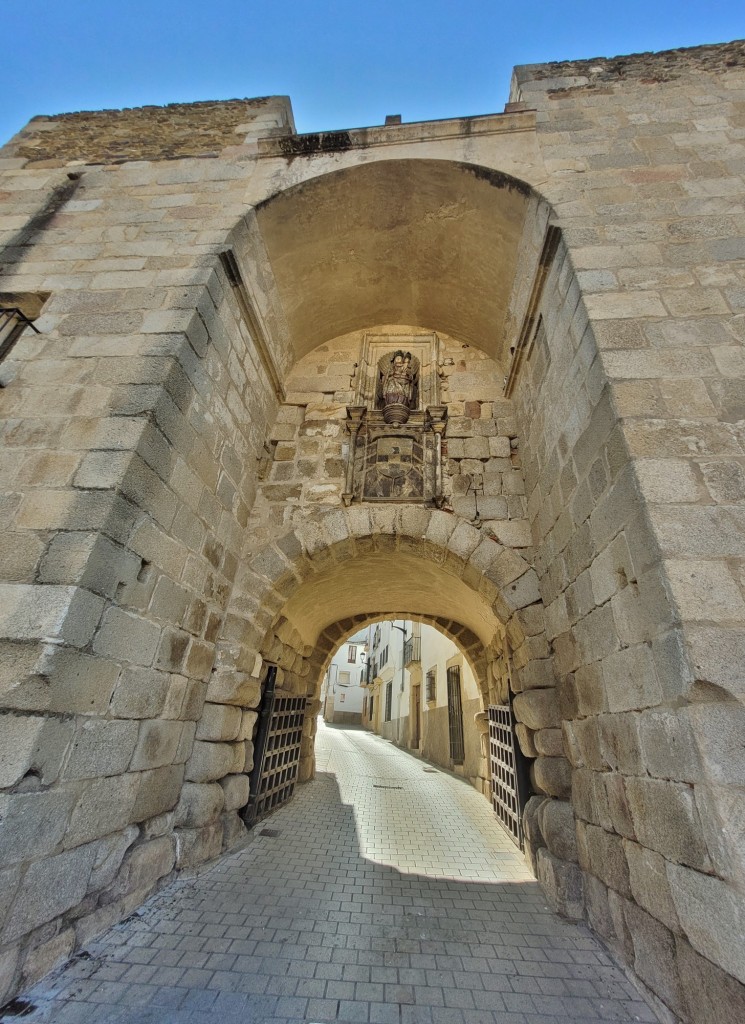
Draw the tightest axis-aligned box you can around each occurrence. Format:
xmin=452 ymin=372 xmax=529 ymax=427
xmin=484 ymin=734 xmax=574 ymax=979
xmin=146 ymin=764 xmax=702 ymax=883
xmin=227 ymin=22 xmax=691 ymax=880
xmin=320 ymin=628 xmax=368 ymax=725
xmin=363 ymin=621 xmax=485 ymax=792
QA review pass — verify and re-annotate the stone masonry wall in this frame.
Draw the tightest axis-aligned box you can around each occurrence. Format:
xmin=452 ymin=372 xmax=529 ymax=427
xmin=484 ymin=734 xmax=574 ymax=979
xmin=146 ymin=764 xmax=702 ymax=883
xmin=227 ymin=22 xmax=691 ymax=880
xmin=0 ymin=38 xmax=744 ymax=1020
xmin=511 ymin=47 xmax=745 ymax=1022
xmin=0 ymin=154 xmax=286 ymax=998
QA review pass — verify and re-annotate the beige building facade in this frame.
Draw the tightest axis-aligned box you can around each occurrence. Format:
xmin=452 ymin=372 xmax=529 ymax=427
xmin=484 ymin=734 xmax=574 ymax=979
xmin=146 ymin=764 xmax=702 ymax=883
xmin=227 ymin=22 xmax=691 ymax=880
xmin=364 ymin=621 xmax=486 ymax=793
xmin=0 ymin=39 xmax=744 ymax=1021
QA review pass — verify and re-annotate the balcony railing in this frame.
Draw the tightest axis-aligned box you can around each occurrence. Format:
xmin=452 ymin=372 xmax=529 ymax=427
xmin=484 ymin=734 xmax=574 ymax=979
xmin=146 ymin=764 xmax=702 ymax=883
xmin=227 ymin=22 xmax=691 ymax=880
xmin=403 ymin=635 xmax=420 ymax=666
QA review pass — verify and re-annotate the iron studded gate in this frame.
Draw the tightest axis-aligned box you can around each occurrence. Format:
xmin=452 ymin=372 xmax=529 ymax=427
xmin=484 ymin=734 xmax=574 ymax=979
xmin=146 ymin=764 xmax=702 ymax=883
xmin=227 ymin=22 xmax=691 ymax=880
xmin=242 ymin=666 xmax=307 ymax=827
xmin=488 ymin=704 xmax=530 ymax=848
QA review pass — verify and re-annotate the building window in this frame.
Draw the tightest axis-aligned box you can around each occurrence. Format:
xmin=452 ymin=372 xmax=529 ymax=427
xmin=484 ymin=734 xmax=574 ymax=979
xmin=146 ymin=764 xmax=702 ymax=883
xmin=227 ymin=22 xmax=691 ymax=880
xmin=426 ymin=669 xmax=437 ymax=703
xmin=348 ymin=645 xmax=357 ymax=663
xmin=385 ymin=681 xmax=393 ymax=722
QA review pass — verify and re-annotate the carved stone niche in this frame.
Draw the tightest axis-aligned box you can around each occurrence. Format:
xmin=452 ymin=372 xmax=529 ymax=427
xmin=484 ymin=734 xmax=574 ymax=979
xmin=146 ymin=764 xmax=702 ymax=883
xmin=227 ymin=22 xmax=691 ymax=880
xmin=343 ymin=333 xmax=447 ymax=506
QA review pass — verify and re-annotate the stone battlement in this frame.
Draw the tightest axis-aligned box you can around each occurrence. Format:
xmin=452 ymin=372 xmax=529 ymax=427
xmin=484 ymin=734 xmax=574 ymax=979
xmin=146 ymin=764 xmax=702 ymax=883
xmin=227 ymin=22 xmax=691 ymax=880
xmin=513 ymin=37 xmax=745 ymax=90
xmin=2 ymin=95 xmax=294 ymax=167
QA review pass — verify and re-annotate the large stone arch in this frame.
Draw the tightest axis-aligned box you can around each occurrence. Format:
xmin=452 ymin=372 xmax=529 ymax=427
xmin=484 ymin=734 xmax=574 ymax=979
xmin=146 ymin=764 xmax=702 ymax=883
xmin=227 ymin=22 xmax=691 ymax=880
xmin=312 ymin=612 xmax=490 ymax=701
xmin=194 ymin=504 xmax=572 ymax=893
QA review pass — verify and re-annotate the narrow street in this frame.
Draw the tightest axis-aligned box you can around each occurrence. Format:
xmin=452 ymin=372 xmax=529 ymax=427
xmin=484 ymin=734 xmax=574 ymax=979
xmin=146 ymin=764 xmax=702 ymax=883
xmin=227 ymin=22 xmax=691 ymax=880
xmin=11 ymin=723 xmax=657 ymax=1024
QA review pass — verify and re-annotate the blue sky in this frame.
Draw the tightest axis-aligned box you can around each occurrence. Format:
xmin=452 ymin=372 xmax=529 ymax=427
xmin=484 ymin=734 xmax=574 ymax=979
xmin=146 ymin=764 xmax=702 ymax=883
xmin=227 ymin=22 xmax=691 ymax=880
xmin=2 ymin=1 xmax=744 ymax=144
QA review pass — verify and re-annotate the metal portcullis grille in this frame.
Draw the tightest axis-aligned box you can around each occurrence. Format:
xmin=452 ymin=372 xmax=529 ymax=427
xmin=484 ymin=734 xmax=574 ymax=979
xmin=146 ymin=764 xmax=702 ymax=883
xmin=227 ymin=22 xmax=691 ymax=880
xmin=243 ymin=666 xmax=307 ymax=827
xmin=488 ymin=704 xmax=527 ymax=849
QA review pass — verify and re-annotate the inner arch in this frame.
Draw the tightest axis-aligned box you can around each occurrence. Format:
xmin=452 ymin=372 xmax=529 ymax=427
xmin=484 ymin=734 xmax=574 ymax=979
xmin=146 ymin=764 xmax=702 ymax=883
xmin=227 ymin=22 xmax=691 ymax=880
xmin=279 ymin=549 xmax=502 ymax=650
xmin=253 ymin=158 xmax=536 ymax=363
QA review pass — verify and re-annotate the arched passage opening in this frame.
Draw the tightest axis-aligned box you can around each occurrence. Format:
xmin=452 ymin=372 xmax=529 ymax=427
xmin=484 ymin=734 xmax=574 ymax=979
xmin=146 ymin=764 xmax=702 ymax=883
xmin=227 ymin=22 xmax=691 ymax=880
xmin=205 ymin=506 xmax=567 ymax=880
xmin=317 ymin=615 xmax=494 ymax=792
xmin=192 ymin=156 xmax=576 ymax=911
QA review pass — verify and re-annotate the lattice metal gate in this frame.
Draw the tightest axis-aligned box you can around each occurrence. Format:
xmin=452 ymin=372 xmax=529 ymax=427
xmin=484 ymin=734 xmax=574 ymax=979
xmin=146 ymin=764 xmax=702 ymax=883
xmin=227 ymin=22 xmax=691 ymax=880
xmin=242 ymin=666 xmax=307 ymax=827
xmin=488 ymin=704 xmax=529 ymax=848
xmin=446 ymin=666 xmax=465 ymax=764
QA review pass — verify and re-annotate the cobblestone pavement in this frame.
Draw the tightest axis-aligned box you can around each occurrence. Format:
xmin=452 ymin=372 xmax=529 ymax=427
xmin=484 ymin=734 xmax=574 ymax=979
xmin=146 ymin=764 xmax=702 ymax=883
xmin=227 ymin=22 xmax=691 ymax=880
xmin=8 ymin=723 xmax=658 ymax=1024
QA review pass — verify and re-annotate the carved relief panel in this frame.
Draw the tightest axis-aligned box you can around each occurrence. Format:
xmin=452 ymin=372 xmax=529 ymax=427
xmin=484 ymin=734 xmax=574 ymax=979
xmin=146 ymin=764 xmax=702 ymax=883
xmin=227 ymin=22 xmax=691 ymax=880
xmin=343 ymin=333 xmax=447 ymax=506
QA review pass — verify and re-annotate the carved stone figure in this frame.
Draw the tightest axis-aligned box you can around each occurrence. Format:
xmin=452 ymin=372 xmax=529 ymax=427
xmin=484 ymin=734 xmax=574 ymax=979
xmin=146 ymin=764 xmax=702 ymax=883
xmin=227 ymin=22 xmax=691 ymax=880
xmin=377 ymin=350 xmax=419 ymax=424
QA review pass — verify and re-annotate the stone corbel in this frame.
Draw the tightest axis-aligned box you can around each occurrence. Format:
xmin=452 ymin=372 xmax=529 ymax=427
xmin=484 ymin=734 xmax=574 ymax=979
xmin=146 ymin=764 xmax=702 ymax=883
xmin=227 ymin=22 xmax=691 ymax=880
xmin=342 ymin=406 xmax=366 ymax=505
xmin=425 ymin=405 xmax=448 ymax=506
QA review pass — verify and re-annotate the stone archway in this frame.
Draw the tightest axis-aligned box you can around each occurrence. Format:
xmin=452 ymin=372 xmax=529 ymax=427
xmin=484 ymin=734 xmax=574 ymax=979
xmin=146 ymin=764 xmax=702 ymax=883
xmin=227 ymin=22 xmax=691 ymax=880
xmin=188 ymin=505 xmax=578 ymax=916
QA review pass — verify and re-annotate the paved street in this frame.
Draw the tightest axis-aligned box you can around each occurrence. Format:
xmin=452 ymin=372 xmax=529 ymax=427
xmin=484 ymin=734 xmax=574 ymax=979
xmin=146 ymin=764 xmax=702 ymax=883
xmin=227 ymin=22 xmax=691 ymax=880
xmin=8 ymin=723 xmax=657 ymax=1024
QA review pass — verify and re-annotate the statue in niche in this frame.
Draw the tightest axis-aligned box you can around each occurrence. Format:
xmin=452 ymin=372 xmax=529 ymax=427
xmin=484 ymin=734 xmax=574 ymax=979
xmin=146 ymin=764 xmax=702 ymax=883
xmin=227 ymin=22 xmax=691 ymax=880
xmin=376 ymin=350 xmax=419 ymax=424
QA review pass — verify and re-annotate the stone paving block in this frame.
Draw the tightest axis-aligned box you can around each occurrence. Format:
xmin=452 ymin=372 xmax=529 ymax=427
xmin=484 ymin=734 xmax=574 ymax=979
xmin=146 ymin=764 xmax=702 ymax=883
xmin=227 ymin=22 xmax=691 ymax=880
xmin=5 ymin=723 xmax=653 ymax=1024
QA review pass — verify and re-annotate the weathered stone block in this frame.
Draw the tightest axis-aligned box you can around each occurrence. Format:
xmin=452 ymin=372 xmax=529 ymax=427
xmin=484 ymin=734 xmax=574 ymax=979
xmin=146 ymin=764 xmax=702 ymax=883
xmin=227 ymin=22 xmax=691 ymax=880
xmin=229 ymin=740 xmax=247 ymax=773
xmin=0 ymin=713 xmax=75 ymax=787
xmin=572 ymin=767 xmax=613 ymax=831
xmin=512 ymin=688 xmax=559 ymax=730
xmin=515 ymin=723 xmax=538 ymax=757
xmin=238 ymin=709 xmax=258 ymax=740
xmin=533 ymin=727 xmax=564 ymax=757
xmin=221 ymin=810 xmax=248 ymax=850
xmin=0 ymin=947 xmax=19 ymax=1006
xmin=638 ymin=707 xmax=703 ymax=783
xmin=676 ymin=935 xmax=745 ymax=1024
xmin=563 ymin=716 xmax=605 ymax=771
xmin=20 ymin=928 xmax=76 ymax=991
xmin=131 ymin=764 xmax=184 ymax=822
xmin=205 ymin=670 xmax=261 ymax=708
xmin=624 ymin=901 xmax=685 ymax=1018
xmin=668 ymin=864 xmax=745 ymax=987
xmin=513 ymin=658 xmax=555 ymax=692
xmin=3 ymin=843 xmax=97 ymax=942
xmin=101 ymin=836 xmax=175 ymax=904
xmin=603 ymin=772 xmax=635 ymax=840
xmin=219 ymin=773 xmax=249 ymax=811
xmin=687 ymin=701 xmax=745 ymax=786
xmin=572 ymin=662 xmax=606 ymax=716
xmin=577 ymin=821 xmax=631 ymax=897
xmin=597 ymin=712 xmax=644 ymax=774
xmin=64 ymin=719 xmax=139 ymax=780
xmin=0 ymin=790 xmax=78 ymax=865
xmin=185 ymin=740 xmax=235 ymax=783
xmin=537 ymin=798 xmax=578 ymax=862
xmin=65 ymin=774 xmax=140 ymax=847
xmin=109 ymin=667 xmax=171 ymax=718
xmin=601 ymin=643 xmax=662 ymax=713
xmin=624 ymin=840 xmax=679 ymax=932
xmin=93 ymin=606 xmax=161 ymax=665
xmin=625 ymin=777 xmax=711 ymax=871
xmin=3 ymin=645 xmax=120 ymax=716
xmin=536 ymin=847 xmax=584 ymax=920
xmin=531 ymin=756 xmax=572 ymax=799
xmin=174 ymin=822 xmax=223 ymax=868
xmin=175 ymin=781 xmax=225 ymax=827
xmin=130 ymin=719 xmax=185 ymax=770
xmin=88 ymin=826 xmax=139 ymax=891
xmin=196 ymin=702 xmax=242 ymax=741
xmin=0 ymin=584 xmax=104 ymax=648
